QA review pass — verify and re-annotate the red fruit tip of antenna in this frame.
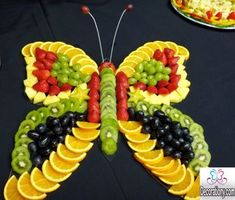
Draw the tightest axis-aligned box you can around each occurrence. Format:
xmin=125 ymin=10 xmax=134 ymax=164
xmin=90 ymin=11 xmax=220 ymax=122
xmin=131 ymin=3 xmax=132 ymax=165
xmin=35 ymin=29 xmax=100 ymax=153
xmin=125 ymin=4 xmax=133 ymax=12
xmin=81 ymin=5 xmax=90 ymax=14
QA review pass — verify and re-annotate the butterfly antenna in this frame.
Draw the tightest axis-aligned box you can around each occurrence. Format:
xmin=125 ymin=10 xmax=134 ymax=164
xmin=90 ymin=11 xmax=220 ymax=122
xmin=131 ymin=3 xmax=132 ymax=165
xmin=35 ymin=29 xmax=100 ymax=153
xmin=109 ymin=4 xmax=133 ymax=62
xmin=81 ymin=5 xmax=105 ymax=62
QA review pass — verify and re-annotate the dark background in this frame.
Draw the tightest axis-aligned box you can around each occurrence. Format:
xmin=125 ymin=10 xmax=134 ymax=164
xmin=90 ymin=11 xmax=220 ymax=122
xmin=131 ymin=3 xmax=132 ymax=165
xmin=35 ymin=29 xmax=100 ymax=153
xmin=0 ymin=0 xmax=235 ymax=199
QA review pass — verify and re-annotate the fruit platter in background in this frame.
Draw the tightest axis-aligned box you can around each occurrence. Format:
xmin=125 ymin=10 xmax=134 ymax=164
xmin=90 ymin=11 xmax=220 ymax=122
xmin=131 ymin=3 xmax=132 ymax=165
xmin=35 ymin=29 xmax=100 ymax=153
xmin=171 ymin=0 xmax=235 ymax=29
xmin=3 ymin=39 xmax=207 ymax=200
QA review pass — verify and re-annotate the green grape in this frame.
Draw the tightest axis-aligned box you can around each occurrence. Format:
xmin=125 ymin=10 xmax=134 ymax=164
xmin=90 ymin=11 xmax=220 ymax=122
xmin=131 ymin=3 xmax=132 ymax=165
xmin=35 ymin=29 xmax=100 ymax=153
xmin=57 ymin=74 xmax=69 ymax=83
xmin=128 ymin=77 xmax=137 ymax=85
xmin=68 ymin=79 xmax=79 ymax=86
xmin=140 ymin=78 xmax=148 ymax=84
xmin=61 ymin=68 xmax=70 ymax=75
xmin=70 ymin=72 xmax=80 ymax=80
xmin=144 ymin=63 xmax=151 ymax=73
xmin=142 ymin=60 xmax=148 ymax=66
xmin=141 ymin=72 xmax=147 ymax=78
xmin=155 ymin=61 xmax=164 ymax=72
xmin=134 ymin=72 xmax=141 ymax=80
xmin=61 ymin=61 xmax=69 ymax=68
xmin=148 ymin=78 xmax=157 ymax=86
xmin=81 ymin=74 xmax=91 ymax=83
xmin=52 ymin=62 xmax=61 ymax=70
xmin=149 ymin=59 xmax=157 ymax=66
xmin=73 ymin=63 xmax=81 ymax=72
xmin=58 ymin=53 xmax=69 ymax=63
xmin=135 ymin=63 xmax=144 ymax=73
xmin=146 ymin=64 xmax=156 ymax=75
xmin=162 ymin=74 xmax=170 ymax=81
xmin=155 ymin=73 xmax=163 ymax=81
xmin=50 ymin=70 xmax=58 ymax=77
xmin=148 ymin=75 xmax=154 ymax=80
xmin=163 ymin=67 xmax=171 ymax=74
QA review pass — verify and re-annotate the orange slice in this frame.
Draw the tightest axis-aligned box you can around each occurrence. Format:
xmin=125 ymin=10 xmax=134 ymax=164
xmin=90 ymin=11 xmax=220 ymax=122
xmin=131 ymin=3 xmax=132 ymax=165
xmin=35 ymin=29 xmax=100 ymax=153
xmin=72 ymin=128 xmax=100 ymax=141
xmin=145 ymin=156 xmax=175 ymax=171
xmin=144 ymin=41 xmax=162 ymax=52
xmin=125 ymin=133 xmax=150 ymax=143
xmin=178 ymin=45 xmax=190 ymax=60
xmin=127 ymin=139 xmax=156 ymax=152
xmin=42 ymin=160 xmax=72 ymax=183
xmin=63 ymin=47 xmax=85 ymax=59
xmin=57 ymin=143 xmax=87 ymax=162
xmin=4 ymin=176 xmax=26 ymax=200
xmin=69 ymin=54 xmax=90 ymax=66
xmin=77 ymin=58 xmax=97 ymax=67
xmin=48 ymin=41 xmax=65 ymax=52
xmin=137 ymin=46 xmax=154 ymax=57
xmin=65 ymin=135 xmax=93 ymax=153
xmin=76 ymin=121 xmax=100 ymax=130
xmin=49 ymin=151 xmax=79 ymax=174
xmin=39 ymin=41 xmax=53 ymax=51
xmin=130 ymin=50 xmax=150 ymax=61
xmin=134 ymin=149 xmax=163 ymax=164
xmin=123 ymin=55 xmax=143 ymax=64
xmin=30 ymin=167 xmax=60 ymax=193
xmin=118 ymin=121 xmax=142 ymax=135
xmin=57 ymin=44 xmax=73 ymax=53
xmin=168 ymin=168 xmax=194 ymax=195
xmin=30 ymin=41 xmax=43 ymax=57
xmin=119 ymin=60 xmax=138 ymax=68
xmin=159 ymin=164 xmax=187 ymax=185
xmin=80 ymin=65 xmax=99 ymax=75
xmin=21 ymin=43 xmax=32 ymax=57
xmin=116 ymin=66 xmax=135 ymax=78
xmin=155 ymin=41 xmax=169 ymax=50
xmin=17 ymin=172 xmax=46 ymax=200
xmin=185 ymin=175 xmax=200 ymax=199
xmin=165 ymin=41 xmax=179 ymax=55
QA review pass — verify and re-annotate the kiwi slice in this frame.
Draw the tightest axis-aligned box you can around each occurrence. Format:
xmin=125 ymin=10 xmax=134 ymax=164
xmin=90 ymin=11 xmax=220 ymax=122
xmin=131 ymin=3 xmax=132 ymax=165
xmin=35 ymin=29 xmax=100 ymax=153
xmin=37 ymin=107 xmax=50 ymax=123
xmin=161 ymin=104 xmax=173 ymax=115
xmin=101 ymin=138 xmax=117 ymax=156
xmin=128 ymin=102 xmax=136 ymax=109
xmin=26 ymin=110 xmax=42 ymax=126
xmin=190 ymin=123 xmax=204 ymax=133
xmin=188 ymin=159 xmax=208 ymax=176
xmin=190 ymin=130 xmax=205 ymax=140
xmin=15 ymin=128 xmax=28 ymax=142
xmin=12 ymin=146 xmax=30 ymax=159
xmin=19 ymin=119 xmax=36 ymax=131
xmin=48 ymin=102 xmax=64 ymax=117
xmin=60 ymin=99 xmax=72 ymax=112
xmin=102 ymin=118 xmax=118 ymax=129
xmin=11 ymin=155 xmax=32 ymax=174
xmin=136 ymin=101 xmax=149 ymax=113
xmin=194 ymin=149 xmax=211 ymax=166
xmin=169 ymin=108 xmax=182 ymax=122
xmin=15 ymin=137 xmax=32 ymax=148
xmin=148 ymin=104 xmax=161 ymax=115
xmin=192 ymin=138 xmax=208 ymax=151
xmin=180 ymin=114 xmax=194 ymax=128
xmin=77 ymin=101 xmax=88 ymax=113
xmin=100 ymin=126 xmax=118 ymax=142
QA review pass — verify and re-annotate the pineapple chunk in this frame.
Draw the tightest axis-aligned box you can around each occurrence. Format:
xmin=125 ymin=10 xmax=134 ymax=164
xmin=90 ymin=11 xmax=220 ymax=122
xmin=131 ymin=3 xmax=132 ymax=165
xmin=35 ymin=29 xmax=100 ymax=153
xmin=178 ymin=70 xmax=187 ymax=80
xmin=177 ymin=55 xmax=186 ymax=65
xmin=43 ymin=95 xmax=60 ymax=106
xmin=33 ymin=92 xmax=46 ymax=104
xmin=57 ymin=90 xmax=71 ymax=99
xmin=24 ymin=56 xmax=36 ymax=64
xmin=176 ymin=87 xmax=190 ymax=99
xmin=23 ymin=77 xmax=38 ymax=87
xmin=169 ymin=91 xmax=182 ymax=103
xmin=26 ymin=64 xmax=37 ymax=71
xmin=158 ymin=94 xmax=170 ymax=105
xmin=27 ymin=69 xmax=35 ymax=78
xmin=25 ymin=87 xmax=37 ymax=100
xmin=177 ymin=64 xmax=186 ymax=74
xmin=178 ymin=79 xmax=191 ymax=88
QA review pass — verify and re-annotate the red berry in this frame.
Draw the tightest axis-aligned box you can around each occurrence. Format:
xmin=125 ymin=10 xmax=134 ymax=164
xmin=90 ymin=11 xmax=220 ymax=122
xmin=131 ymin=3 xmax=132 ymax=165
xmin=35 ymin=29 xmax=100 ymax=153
xmin=206 ymin=10 xmax=213 ymax=19
xmin=167 ymin=83 xmax=178 ymax=92
xmin=91 ymin=72 xmax=100 ymax=81
xmin=117 ymin=89 xmax=128 ymax=100
xmin=227 ymin=12 xmax=235 ymax=20
xmin=147 ymin=86 xmax=158 ymax=94
xmin=88 ymin=80 xmax=100 ymax=90
xmin=117 ymin=108 xmax=129 ymax=121
xmin=33 ymin=60 xmax=45 ymax=70
xmin=215 ymin=12 xmax=222 ymax=20
xmin=99 ymin=61 xmax=116 ymax=73
xmin=116 ymin=71 xmax=128 ymax=81
xmin=42 ymin=59 xmax=53 ymax=71
xmin=88 ymin=110 xmax=100 ymax=123
xmin=158 ymin=88 xmax=169 ymax=94
xmin=170 ymin=64 xmax=179 ymax=75
xmin=46 ymin=52 xmax=57 ymax=62
xmin=89 ymin=89 xmax=100 ymax=100
xmin=81 ymin=5 xmax=90 ymax=14
xmin=159 ymin=53 xmax=168 ymax=65
xmin=33 ymin=80 xmax=49 ymax=93
xmin=134 ymin=81 xmax=147 ymax=90
xmin=117 ymin=99 xmax=128 ymax=110
xmin=35 ymin=48 xmax=46 ymax=60
xmin=167 ymin=56 xmax=179 ymax=66
xmin=47 ymin=76 xmax=58 ymax=85
xmin=170 ymin=74 xmax=181 ymax=84
xmin=88 ymin=98 xmax=100 ymax=110
xmin=60 ymin=83 xmax=72 ymax=91
xmin=32 ymin=69 xmax=50 ymax=80
xmin=49 ymin=85 xmax=60 ymax=96
xmin=153 ymin=49 xmax=163 ymax=60
xmin=164 ymin=48 xmax=175 ymax=59
xmin=157 ymin=80 xmax=169 ymax=88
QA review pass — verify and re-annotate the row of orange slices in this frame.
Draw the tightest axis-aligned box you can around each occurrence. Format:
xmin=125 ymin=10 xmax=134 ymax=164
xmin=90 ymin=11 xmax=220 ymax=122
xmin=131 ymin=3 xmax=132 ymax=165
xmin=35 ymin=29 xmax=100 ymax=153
xmin=4 ymin=122 xmax=100 ymax=200
xmin=118 ymin=120 xmax=200 ymax=199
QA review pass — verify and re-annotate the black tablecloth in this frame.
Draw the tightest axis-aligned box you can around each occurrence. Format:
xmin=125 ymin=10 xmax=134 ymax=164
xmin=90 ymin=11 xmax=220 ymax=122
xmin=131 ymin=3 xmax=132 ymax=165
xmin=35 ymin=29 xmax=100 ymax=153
xmin=0 ymin=0 xmax=235 ymax=199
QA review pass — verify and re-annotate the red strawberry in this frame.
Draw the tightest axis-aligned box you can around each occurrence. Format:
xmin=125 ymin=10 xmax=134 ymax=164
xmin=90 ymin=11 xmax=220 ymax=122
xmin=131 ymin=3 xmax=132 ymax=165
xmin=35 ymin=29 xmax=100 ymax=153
xmin=153 ymin=49 xmax=163 ymax=60
xmin=47 ymin=76 xmax=58 ymax=85
xmin=117 ymin=71 xmax=128 ymax=82
xmin=167 ymin=56 xmax=179 ymax=66
xmin=49 ymin=85 xmax=60 ymax=96
xmin=134 ymin=81 xmax=147 ymax=90
xmin=167 ymin=83 xmax=178 ymax=92
xmin=158 ymin=88 xmax=169 ymax=94
xmin=42 ymin=59 xmax=54 ymax=71
xmin=206 ymin=10 xmax=213 ymax=19
xmin=117 ymin=99 xmax=128 ymax=110
xmin=164 ymin=48 xmax=175 ymax=58
xmin=170 ymin=74 xmax=181 ymax=84
xmin=227 ymin=12 xmax=235 ymax=20
xmin=117 ymin=108 xmax=129 ymax=121
xmin=117 ymin=89 xmax=128 ymax=100
xmin=99 ymin=61 xmax=116 ymax=73
xmin=33 ymin=69 xmax=50 ymax=80
xmin=60 ymin=83 xmax=73 ymax=91
xmin=89 ymin=89 xmax=100 ymax=100
xmin=158 ymin=53 xmax=168 ymax=65
xmin=147 ymin=86 xmax=158 ymax=94
xmin=91 ymin=72 xmax=100 ymax=81
xmin=35 ymin=48 xmax=46 ymax=60
xmin=46 ymin=51 xmax=57 ymax=62
xmin=87 ymin=110 xmax=100 ymax=123
xmin=33 ymin=80 xmax=49 ymax=93
xmin=157 ymin=80 xmax=169 ymax=88
xmin=88 ymin=98 xmax=100 ymax=110
xmin=170 ymin=64 xmax=179 ymax=75
xmin=215 ymin=12 xmax=222 ymax=20
xmin=33 ymin=60 xmax=45 ymax=70
xmin=88 ymin=80 xmax=100 ymax=90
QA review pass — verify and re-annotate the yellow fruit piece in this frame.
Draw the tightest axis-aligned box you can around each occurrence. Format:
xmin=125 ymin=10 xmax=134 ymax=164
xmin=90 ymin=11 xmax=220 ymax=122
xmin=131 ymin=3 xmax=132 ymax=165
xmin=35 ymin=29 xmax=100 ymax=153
xmin=48 ymin=41 xmax=65 ymax=53
xmin=184 ymin=175 xmax=200 ymax=200
xmin=118 ymin=121 xmax=142 ymax=135
xmin=169 ymin=91 xmax=182 ymax=103
xmin=116 ymin=66 xmax=135 ymax=78
xmin=42 ymin=160 xmax=72 ymax=183
xmin=22 ymin=43 xmax=32 ymax=57
xmin=178 ymin=79 xmax=191 ymax=88
xmin=69 ymin=54 xmax=89 ymax=66
xmin=4 ymin=176 xmax=26 ymax=200
xmin=24 ymin=77 xmax=38 ymax=87
xmin=49 ymin=151 xmax=80 ymax=174
xmin=179 ymin=70 xmax=187 ymax=80
xmin=127 ymin=139 xmax=156 ymax=152
xmin=165 ymin=41 xmax=179 ymax=55
xmin=25 ymin=87 xmax=37 ymax=100
xmin=72 ymin=128 xmax=100 ymax=141
xmin=33 ymin=92 xmax=47 ymax=104
xmin=130 ymin=50 xmax=150 ymax=61
xmin=24 ymin=56 xmax=36 ymax=64
xmin=151 ymin=159 xmax=181 ymax=177
xmin=57 ymin=44 xmax=73 ymax=53
xmin=65 ymin=135 xmax=93 ymax=153
xmin=80 ymin=65 xmax=99 ymax=75
xmin=39 ymin=41 xmax=53 ymax=51
xmin=27 ymin=68 xmax=35 ymax=78
xmin=144 ymin=41 xmax=162 ymax=52
xmin=168 ymin=168 xmax=194 ymax=195
xmin=57 ymin=90 xmax=71 ymax=99
xmin=134 ymin=149 xmax=163 ymax=164
xmin=43 ymin=95 xmax=60 ymax=106
xmin=176 ymin=87 xmax=190 ymax=99
xmin=125 ymin=133 xmax=150 ymax=143
xmin=63 ymin=47 xmax=85 ymax=59
xmin=155 ymin=41 xmax=169 ymax=50
xmin=177 ymin=55 xmax=185 ymax=65
xmin=57 ymin=143 xmax=87 ymax=163
xmin=17 ymin=172 xmax=47 ymax=200
xmin=177 ymin=64 xmax=185 ymax=74
xmin=30 ymin=167 xmax=60 ymax=193
xmin=77 ymin=58 xmax=97 ymax=67
xmin=158 ymin=94 xmax=170 ymax=105
xmin=159 ymin=164 xmax=187 ymax=185
xmin=119 ymin=60 xmax=138 ymax=68
xmin=123 ymin=55 xmax=143 ymax=64
xmin=26 ymin=64 xmax=37 ymax=71
xmin=137 ymin=46 xmax=154 ymax=57
xmin=145 ymin=156 xmax=175 ymax=171
xmin=178 ymin=45 xmax=190 ymax=60
xmin=30 ymin=41 xmax=43 ymax=57
xmin=76 ymin=121 xmax=100 ymax=130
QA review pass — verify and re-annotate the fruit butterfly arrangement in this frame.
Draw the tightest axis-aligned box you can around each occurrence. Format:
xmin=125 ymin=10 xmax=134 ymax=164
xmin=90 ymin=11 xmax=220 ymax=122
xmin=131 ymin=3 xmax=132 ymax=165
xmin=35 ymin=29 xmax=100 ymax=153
xmin=4 ymin=4 xmax=210 ymax=200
